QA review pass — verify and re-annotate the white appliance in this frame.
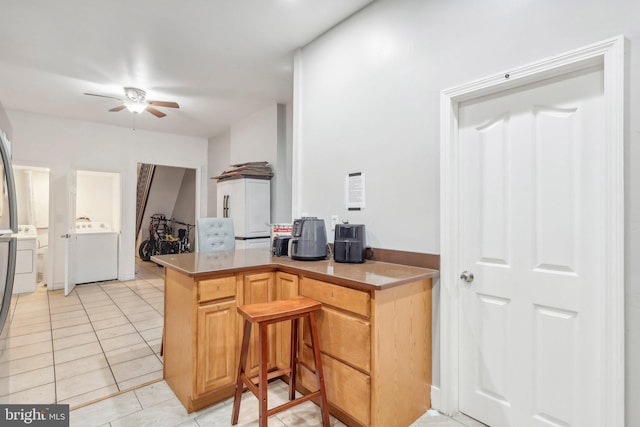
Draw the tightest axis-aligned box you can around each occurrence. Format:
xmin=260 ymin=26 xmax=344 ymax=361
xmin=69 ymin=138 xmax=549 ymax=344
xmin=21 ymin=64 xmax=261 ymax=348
xmin=75 ymin=221 xmax=118 ymax=284
xmin=13 ymin=224 xmax=37 ymax=293
xmin=216 ymin=177 xmax=270 ymax=245
xmin=0 ymin=127 xmax=18 ymax=334
xmin=235 ymin=238 xmax=270 ymax=249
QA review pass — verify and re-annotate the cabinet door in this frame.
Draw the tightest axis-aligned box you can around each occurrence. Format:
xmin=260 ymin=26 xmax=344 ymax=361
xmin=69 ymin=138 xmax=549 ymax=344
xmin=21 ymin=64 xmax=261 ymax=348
xmin=196 ymin=300 xmax=237 ymax=396
xmin=217 ymin=179 xmax=270 ymax=238
xmin=275 ymin=272 xmax=299 ymax=370
xmin=243 ymin=272 xmax=276 ymax=376
xmin=244 ymin=179 xmax=270 ymax=238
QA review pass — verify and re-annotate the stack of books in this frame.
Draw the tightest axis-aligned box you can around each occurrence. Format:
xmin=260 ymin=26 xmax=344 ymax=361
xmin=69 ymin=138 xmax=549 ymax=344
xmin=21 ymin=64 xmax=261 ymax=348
xmin=212 ymin=161 xmax=274 ymax=182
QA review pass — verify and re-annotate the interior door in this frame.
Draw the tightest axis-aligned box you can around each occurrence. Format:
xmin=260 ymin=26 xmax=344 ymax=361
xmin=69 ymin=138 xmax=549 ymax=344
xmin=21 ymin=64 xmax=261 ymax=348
xmin=457 ymin=67 xmax=605 ymax=427
xmin=63 ymin=170 xmax=77 ymax=296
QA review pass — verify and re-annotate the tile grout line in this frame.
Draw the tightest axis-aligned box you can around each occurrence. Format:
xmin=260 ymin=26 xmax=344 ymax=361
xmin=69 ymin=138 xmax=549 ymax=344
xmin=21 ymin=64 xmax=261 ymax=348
xmin=73 ymin=285 xmax=122 ymax=395
xmin=108 ymin=278 xmax=164 ymax=360
xmin=97 ymin=281 xmax=160 ymax=361
xmin=46 ymin=286 xmax=59 ymax=404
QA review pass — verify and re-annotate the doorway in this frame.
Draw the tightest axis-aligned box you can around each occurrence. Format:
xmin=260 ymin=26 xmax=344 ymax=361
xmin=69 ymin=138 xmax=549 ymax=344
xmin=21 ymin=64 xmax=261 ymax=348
xmin=135 ymin=163 xmax=197 ymax=264
xmin=440 ymin=36 xmax=624 ymax=427
xmin=12 ymin=164 xmax=51 ymax=292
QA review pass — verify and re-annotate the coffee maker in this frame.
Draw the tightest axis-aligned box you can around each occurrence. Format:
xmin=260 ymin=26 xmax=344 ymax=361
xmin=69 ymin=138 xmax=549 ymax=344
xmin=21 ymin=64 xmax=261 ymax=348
xmin=333 ymin=224 xmax=366 ymax=263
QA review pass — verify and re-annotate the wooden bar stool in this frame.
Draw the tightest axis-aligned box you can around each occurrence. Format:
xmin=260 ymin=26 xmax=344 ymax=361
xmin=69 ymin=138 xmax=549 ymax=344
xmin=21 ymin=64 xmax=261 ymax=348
xmin=231 ymin=295 xmax=330 ymax=427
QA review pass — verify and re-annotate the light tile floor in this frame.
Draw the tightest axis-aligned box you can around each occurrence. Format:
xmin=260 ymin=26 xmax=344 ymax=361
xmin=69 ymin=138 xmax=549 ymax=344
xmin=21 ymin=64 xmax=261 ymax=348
xmin=70 ymin=378 xmax=487 ymax=427
xmin=0 ymin=259 xmax=165 ymax=408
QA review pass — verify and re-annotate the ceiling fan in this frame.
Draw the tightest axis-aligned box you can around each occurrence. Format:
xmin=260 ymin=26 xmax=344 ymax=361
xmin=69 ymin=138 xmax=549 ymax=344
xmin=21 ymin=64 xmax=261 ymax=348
xmin=84 ymin=87 xmax=179 ymax=118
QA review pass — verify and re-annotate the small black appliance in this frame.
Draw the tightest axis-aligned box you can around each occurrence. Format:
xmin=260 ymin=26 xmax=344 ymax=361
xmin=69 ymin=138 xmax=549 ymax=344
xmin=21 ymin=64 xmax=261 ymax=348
xmin=333 ymin=224 xmax=366 ymax=263
xmin=272 ymin=236 xmax=290 ymax=257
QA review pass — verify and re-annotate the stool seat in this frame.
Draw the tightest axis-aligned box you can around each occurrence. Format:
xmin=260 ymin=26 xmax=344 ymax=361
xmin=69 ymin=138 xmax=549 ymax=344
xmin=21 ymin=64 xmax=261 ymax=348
xmin=238 ymin=296 xmax=321 ymax=323
xmin=232 ymin=296 xmax=330 ymax=427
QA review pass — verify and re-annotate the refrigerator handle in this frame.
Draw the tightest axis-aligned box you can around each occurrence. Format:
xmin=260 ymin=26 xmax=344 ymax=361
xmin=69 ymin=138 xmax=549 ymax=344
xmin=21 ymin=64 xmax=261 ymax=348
xmin=0 ymin=133 xmax=17 ymax=232
xmin=0 ymin=237 xmax=17 ymax=333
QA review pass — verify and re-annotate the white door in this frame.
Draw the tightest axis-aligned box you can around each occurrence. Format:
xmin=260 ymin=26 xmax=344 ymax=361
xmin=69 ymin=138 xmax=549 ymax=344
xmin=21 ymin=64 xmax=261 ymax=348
xmin=63 ymin=170 xmax=77 ymax=296
xmin=457 ymin=67 xmax=605 ymax=427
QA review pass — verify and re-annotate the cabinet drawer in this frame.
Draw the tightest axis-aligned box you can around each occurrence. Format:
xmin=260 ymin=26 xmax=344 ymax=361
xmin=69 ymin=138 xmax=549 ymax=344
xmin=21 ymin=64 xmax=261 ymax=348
xmin=198 ymin=276 xmax=236 ymax=302
xmin=303 ymin=306 xmax=371 ymax=373
xmin=299 ymin=345 xmax=370 ymax=426
xmin=300 ymin=278 xmax=370 ymax=318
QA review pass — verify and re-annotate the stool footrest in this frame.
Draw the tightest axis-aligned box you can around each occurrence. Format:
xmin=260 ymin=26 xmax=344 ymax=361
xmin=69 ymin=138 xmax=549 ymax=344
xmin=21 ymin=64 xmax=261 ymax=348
xmin=266 ymin=391 xmax=321 ymax=417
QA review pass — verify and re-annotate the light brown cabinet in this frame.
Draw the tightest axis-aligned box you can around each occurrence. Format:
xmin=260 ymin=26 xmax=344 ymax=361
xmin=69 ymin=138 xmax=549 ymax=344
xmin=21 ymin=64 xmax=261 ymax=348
xmin=241 ymin=271 xmax=276 ymax=377
xmin=299 ymin=276 xmax=431 ymax=427
xmin=163 ymin=264 xmax=432 ymax=426
xmin=196 ymin=299 xmax=237 ymax=395
xmin=275 ymin=272 xmax=299 ymax=370
xmin=164 ymin=269 xmax=241 ymax=412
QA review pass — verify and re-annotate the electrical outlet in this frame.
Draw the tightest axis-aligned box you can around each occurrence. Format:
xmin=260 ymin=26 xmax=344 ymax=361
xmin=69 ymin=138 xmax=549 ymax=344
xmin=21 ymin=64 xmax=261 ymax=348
xmin=330 ymin=215 xmax=339 ymax=231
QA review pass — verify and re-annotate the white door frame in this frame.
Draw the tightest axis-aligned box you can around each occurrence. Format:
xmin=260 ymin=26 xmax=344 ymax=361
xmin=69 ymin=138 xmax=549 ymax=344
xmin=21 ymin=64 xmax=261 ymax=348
xmin=439 ymin=36 xmax=625 ymax=426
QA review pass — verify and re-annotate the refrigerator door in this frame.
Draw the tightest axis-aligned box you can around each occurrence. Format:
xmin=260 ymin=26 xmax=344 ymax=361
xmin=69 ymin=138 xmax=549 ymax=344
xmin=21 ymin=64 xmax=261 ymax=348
xmin=0 ymin=236 xmax=17 ymax=335
xmin=0 ymin=129 xmax=17 ymax=235
xmin=0 ymin=129 xmax=17 ymax=336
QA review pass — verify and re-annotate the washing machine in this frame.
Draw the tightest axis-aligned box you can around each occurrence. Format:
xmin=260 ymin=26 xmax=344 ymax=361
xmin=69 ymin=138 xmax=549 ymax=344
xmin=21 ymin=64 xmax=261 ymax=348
xmin=75 ymin=221 xmax=118 ymax=284
xmin=13 ymin=225 xmax=37 ymax=294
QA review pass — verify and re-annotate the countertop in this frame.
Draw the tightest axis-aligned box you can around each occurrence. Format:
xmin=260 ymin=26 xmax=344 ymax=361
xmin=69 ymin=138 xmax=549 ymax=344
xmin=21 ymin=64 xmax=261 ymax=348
xmin=151 ymin=248 xmax=439 ymax=291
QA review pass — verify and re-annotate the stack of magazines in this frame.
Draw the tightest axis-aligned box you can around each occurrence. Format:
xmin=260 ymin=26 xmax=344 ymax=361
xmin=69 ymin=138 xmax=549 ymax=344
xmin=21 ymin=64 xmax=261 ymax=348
xmin=212 ymin=161 xmax=274 ymax=182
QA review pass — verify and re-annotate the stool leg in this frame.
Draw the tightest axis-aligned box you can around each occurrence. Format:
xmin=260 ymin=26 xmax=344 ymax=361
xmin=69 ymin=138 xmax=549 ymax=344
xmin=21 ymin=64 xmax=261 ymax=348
xmin=309 ymin=312 xmax=331 ymax=427
xmin=258 ymin=322 xmax=269 ymax=427
xmin=288 ymin=318 xmax=299 ymax=401
xmin=232 ymin=319 xmax=252 ymax=425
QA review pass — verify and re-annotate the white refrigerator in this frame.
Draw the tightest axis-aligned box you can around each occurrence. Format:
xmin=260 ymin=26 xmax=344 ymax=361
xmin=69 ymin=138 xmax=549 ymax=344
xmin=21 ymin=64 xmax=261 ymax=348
xmin=216 ymin=177 xmax=270 ymax=248
xmin=0 ymin=128 xmax=18 ymax=334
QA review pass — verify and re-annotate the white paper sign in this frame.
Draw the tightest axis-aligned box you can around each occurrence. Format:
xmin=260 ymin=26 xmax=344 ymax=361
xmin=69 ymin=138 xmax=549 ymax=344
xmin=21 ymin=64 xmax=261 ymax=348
xmin=345 ymin=172 xmax=365 ymax=210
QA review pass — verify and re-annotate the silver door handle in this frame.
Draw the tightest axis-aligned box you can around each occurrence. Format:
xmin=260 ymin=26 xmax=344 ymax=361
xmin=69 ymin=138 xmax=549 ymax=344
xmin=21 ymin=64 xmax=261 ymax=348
xmin=60 ymin=233 xmax=71 ymax=238
xmin=460 ymin=271 xmax=474 ymax=283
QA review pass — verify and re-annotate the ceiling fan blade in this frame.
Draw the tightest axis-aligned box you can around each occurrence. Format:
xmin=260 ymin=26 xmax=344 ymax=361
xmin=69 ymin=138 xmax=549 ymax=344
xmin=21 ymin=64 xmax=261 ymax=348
xmin=146 ymin=106 xmax=166 ymax=118
xmin=84 ymin=93 xmax=123 ymax=101
xmin=109 ymin=105 xmax=126 ymax=112
xmin=149 ymin=100 xmax=179 ymax=108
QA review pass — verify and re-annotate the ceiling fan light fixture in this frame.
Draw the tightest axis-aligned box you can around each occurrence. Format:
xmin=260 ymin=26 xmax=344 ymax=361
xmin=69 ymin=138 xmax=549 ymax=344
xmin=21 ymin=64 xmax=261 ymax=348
xmin=123 ymin=87 xmax=147 ymax=113
xmin=125 ymin=100 xmax=147 ymax=114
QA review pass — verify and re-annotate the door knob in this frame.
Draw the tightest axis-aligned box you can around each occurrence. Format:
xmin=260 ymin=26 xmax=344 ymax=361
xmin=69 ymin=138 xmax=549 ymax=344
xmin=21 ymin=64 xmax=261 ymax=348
xmin=60 ymin=233 xmax=71 ymax=239
xmin=460 ymin=271 xmax=474 ymax=283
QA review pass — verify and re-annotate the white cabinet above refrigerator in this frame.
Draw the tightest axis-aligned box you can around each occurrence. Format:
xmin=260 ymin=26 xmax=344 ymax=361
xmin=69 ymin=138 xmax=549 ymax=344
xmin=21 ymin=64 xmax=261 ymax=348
xmin=216 ymin=178 xmax=270 ymax=238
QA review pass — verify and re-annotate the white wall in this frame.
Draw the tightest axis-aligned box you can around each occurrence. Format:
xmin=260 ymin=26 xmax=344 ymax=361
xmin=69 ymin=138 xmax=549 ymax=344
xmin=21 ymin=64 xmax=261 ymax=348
xmin=171 ymin=168 xmax=196 ymax=226
xmin=76 ymin=170 xmax=120 ymax=230
xmin=295 ymin=0 xmax=640 ymax=423
xmin=207 ymin=130 xmax=231 ymax=216
xmin=8 ymin=110 xmax=208 ymax=285
xmin=0 ymin=100 xmax=12 ymax=142
xmin=230 ymin=105 xmax=278 ymax=165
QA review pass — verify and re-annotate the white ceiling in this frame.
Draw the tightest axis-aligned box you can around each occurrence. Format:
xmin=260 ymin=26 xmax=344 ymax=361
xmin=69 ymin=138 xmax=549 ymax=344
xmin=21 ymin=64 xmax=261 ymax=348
xmin=0 ymin=0 xmax=373 ymax=138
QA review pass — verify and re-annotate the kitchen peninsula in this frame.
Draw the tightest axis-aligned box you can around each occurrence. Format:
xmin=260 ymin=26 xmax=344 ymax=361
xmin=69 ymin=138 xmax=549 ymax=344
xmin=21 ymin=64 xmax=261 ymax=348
xmin=152 ymin=249 xmax=438 ymax=427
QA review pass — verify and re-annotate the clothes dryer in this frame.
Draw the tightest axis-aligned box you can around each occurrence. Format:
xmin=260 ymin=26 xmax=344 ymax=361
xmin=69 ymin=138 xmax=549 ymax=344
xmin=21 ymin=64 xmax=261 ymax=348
xmin=75 ymin=222 xmax=118 ymax=284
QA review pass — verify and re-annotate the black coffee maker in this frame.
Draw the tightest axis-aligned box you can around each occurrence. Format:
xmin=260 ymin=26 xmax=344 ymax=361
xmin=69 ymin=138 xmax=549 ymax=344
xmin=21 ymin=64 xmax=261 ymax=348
xmin=333 ymin=224 xmax=366 ymax=263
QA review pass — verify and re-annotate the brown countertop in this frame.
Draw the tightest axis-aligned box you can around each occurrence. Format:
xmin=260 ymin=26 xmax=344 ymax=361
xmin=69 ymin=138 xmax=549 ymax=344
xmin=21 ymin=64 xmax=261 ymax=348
xmin=151 ymin=248 xmax=439 ymax=291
